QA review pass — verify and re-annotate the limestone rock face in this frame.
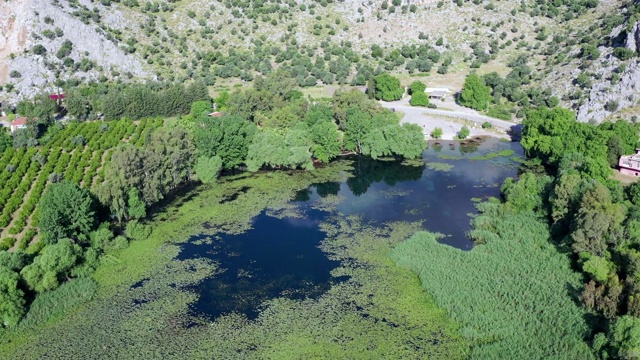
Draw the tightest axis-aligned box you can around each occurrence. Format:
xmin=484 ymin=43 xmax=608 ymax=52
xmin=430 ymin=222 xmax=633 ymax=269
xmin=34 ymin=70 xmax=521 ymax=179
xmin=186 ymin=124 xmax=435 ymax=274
xmin=0 ymin=0 xmax=148 ymax=103
xmin=626 ymin=21 xmax=640 ymax=54
xmin=577 ymin=58 xmax=640 ymax=123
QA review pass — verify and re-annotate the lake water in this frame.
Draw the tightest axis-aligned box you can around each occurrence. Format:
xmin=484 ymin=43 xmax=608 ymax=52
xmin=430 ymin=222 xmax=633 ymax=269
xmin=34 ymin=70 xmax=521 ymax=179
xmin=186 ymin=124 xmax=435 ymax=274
xmin=179 ymin=137 xmax=523 ymax=320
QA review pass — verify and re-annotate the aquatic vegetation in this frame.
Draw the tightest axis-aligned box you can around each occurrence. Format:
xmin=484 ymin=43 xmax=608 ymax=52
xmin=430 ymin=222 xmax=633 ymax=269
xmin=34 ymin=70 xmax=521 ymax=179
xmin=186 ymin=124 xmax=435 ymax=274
xmin=468 ymin=149 xmax=516 ymax=161
xmin=392 ymin=204 xmax=593 ymax=359
xmin=426 ymin=162 xmax=454 ymax=171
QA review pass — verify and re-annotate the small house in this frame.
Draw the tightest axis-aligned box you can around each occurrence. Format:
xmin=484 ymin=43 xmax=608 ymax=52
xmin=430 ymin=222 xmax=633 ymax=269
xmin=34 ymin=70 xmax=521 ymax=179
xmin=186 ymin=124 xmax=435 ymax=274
xmin=425 ymin=87 xmax=451 ymax=100
xmin=428 ymin=91 xmax=448 ymax=100
xmin=208 ymin=112 xmax=223 ymax=117
xmin=10 ymin=117 xmax=28 ymax=133
xmin=619 ymin=149 xmax=640 ymax=176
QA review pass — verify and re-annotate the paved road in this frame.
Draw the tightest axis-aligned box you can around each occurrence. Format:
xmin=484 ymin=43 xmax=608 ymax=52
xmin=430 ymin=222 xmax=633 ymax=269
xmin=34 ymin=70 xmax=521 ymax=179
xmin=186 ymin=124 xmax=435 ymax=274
xmin=380 ymin=99 xmax=521 ymax=140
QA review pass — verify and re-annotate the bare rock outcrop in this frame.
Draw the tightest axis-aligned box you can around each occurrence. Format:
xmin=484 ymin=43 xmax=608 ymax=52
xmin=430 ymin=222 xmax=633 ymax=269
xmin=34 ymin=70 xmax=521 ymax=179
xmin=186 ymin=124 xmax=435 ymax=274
xmin=626 ymin=21 xmax=640 ymax=53
xmin=0 ymin=0 xmax=148 ymax=104
xmin=577 ymin=58 xmax=640 ymax=123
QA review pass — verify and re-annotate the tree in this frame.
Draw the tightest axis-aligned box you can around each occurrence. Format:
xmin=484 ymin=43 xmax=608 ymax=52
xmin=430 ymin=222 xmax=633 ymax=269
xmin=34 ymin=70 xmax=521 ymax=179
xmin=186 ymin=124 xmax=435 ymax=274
xmin=127 ymin=188 xmax=146 ymax=220
xmin=190 ymin=100 xmax=211 ymax=116
xmin=343 ymin=108 xmax=373 ymax=153
xmin=457 ymin=125 xmax=470 ymax=139
xmin=459 ymin=73 xmax=493 ymax=111
xmin=65 ymin=89 xmax=90 ymax=119
xmin=0 ymin=266 xmax=25 ymax=327
xmin=570 ymin=182 xmax=625 ymax=256
xmin=20 ymin=239 xmax=82 ymax=293
xmin=431 ymin=127 xmax=443 ymax=139
xmin=0 ymin=128 xmax=12 ymax=152
xmin=410 ymin=91 xmax=430 ymax=107
xmin=373 ymin=73 xmax=404 ymax=101
xmin=409 ymin=80 xmax=426 ymax=95
xmin=194 ymin=155 xmax=223 ymax=184
xmin=608 ymin=316 xmax=640 ymax=359
xmin=98 ymin=127 xmax=195 ymax=221
xmin=310 ymin=121 xmax=342 ymax=163
xmin=193 ymin=114 xmax=256 ymax=169
xmin=39 ymin=182 xmax=96 ymax=245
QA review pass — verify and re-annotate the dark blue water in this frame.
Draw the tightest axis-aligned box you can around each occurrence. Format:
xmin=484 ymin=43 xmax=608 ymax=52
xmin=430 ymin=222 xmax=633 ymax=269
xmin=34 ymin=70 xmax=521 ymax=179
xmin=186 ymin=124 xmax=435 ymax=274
xmin=178 ymin=137 xmax=522 ymax=320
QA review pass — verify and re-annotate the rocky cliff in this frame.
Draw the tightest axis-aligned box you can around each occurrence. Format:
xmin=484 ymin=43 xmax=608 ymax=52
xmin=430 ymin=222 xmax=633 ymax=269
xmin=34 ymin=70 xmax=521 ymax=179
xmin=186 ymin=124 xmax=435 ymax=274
xmin=0 ymin=0 xmax=148 ymax=102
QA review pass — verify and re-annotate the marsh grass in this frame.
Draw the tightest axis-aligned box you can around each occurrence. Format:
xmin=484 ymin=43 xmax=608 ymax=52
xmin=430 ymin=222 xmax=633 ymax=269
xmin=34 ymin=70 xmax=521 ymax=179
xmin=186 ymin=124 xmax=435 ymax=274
xmin=392 ymin=202 xmax=594 ymax=359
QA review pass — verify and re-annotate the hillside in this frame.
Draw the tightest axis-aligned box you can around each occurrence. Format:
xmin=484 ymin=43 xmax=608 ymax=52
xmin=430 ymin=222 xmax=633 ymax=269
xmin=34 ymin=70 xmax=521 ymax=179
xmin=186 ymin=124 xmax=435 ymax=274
xmin=0 ymin=0 xmax=638 ymax=122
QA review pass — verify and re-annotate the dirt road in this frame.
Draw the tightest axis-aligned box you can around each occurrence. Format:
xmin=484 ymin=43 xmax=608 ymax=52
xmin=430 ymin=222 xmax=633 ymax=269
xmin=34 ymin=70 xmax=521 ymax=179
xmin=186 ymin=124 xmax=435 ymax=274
xmin=380 ymin=97 xmax=521 ymax=140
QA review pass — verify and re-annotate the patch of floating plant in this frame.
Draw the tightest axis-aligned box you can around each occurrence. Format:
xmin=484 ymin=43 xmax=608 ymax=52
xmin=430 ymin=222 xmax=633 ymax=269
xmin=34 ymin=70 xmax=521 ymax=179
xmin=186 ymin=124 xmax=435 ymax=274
xmin=401 ymin=158 xmax=426 ymax=167
xmin=437 ymin=154 xmax=461 ymax=160
xmin=311 ymin=194 xmax=346 ymax=212
xmin=426 ymin=162 xmax=454 ymax=171
xmin=380 ymin=189 xmax=412 ymax=198
xmin=265 ymin=203 xmax=306 ymax=219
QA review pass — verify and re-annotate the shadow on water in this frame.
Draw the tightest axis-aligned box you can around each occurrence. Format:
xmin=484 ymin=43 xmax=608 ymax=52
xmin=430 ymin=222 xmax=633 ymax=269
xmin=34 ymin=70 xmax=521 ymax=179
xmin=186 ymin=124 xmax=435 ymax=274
xmin=178 ymin=137 xmax=523 ymax=320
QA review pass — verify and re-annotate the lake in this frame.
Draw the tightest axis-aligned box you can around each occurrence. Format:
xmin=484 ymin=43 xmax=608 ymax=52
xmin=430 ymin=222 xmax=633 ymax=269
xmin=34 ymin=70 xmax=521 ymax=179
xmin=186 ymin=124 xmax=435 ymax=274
xmin=179 ymin=137 xmax=523 ymax=320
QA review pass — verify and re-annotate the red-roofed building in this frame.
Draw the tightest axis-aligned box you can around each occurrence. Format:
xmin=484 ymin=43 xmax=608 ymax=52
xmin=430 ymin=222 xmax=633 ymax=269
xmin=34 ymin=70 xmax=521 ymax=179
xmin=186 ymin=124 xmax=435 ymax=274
xmin=10 ymin=117 xmax=28 ymax=133
xmin=208 ymin=111 xmax=223 ymax=117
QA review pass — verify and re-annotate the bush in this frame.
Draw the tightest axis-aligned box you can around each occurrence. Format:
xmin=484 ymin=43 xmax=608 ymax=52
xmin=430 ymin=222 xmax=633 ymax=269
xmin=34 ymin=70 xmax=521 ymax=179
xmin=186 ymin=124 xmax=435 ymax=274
xmin=431 ymin=127 xmax=443 ymax=139
xmin=482 ymin=121 xmax=492 ymax=129
xmin=410 ymin=92 xmax=430 ymax=107
xmin=613 ymin=48 xmax=635 ymax=61
xmin=457 ymin=125 xmax=470 ymax=139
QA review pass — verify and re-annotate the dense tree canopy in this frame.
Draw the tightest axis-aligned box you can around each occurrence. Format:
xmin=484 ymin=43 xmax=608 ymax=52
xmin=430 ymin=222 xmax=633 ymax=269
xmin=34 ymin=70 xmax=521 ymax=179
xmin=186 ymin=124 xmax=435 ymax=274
xmin=193 ymin=114 xmax=256 ymax=169
xmin=459 ymin=73 xmax=493 ymax=111
xmin=39 ymin=182 xmax=96 ymax=245
xmin=373 ymin=73 xmax=404 ymax=101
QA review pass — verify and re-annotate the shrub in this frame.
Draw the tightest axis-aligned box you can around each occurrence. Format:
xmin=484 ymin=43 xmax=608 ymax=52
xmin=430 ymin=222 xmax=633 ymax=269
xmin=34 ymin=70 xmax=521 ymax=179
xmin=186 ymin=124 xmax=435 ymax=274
xmin=431 ymin=127 xmax=443 ymax=139
xmin=482 ymin=121 xmax=492 ymax=129
xmin=457 ymin=126 xmax=470 ymax=139
xmin=613 ymin=48 xmax=635 ymax=61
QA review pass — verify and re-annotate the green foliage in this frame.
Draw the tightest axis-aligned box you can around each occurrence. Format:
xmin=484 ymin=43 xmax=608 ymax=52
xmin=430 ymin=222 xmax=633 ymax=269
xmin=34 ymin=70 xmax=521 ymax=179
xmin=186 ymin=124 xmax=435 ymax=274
xmin=98 ymin=127 xmax=195 ymax=222
xmin=193 ymin=114 xmax=256 ymax=169
xmin=392 ymin=203 xmax=593 ymax=359
xmin=124 ymin=220 xmax=151 ymax=241
xmin=481 ymin=121 xmax=492 ymax=129
xmin=0 ymin=266 xmax=26 ymax=327
xmin=613 ymin=47 xmax=636 ymax=61
xmin=0 ymin=128 xmax=12 ymax=153
xmin=409 ymin=80 xmax=426 ymax=95
xmin=458 ymin=73 xmax=493 ymax=111
xmin=39 ymin=181 xmax=96 ymax=245
xmin=581 ymin=254 xmax=612 ymax=282
xmin=127 ymin=188 xmax=146 ymax=220
xmin=457 ymin=125 xmax=470 ymax=139
xmin=608 ymin=316 xmax=640 ymax=359
xmin=431 ymin=127 xmax=443 ymax=139
xmin=20 ymin=239 xmax=83 ymax=293
xmin=246 ymin=127 xmax=314 ymax=171
xmin=361 ymin=123 xmax=426 ymax=159
xmin=409 ymin=91 xmax=430 ymax=107
xmin=309 ymin=121 xmax=342 ymax=163
xmin=194 ymin=155 xmax=223 ymax=184
xmin=190 ymin=100 xmax=211 ymax=116
xmin=373 ymin=73 xmax=404 ymax=101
